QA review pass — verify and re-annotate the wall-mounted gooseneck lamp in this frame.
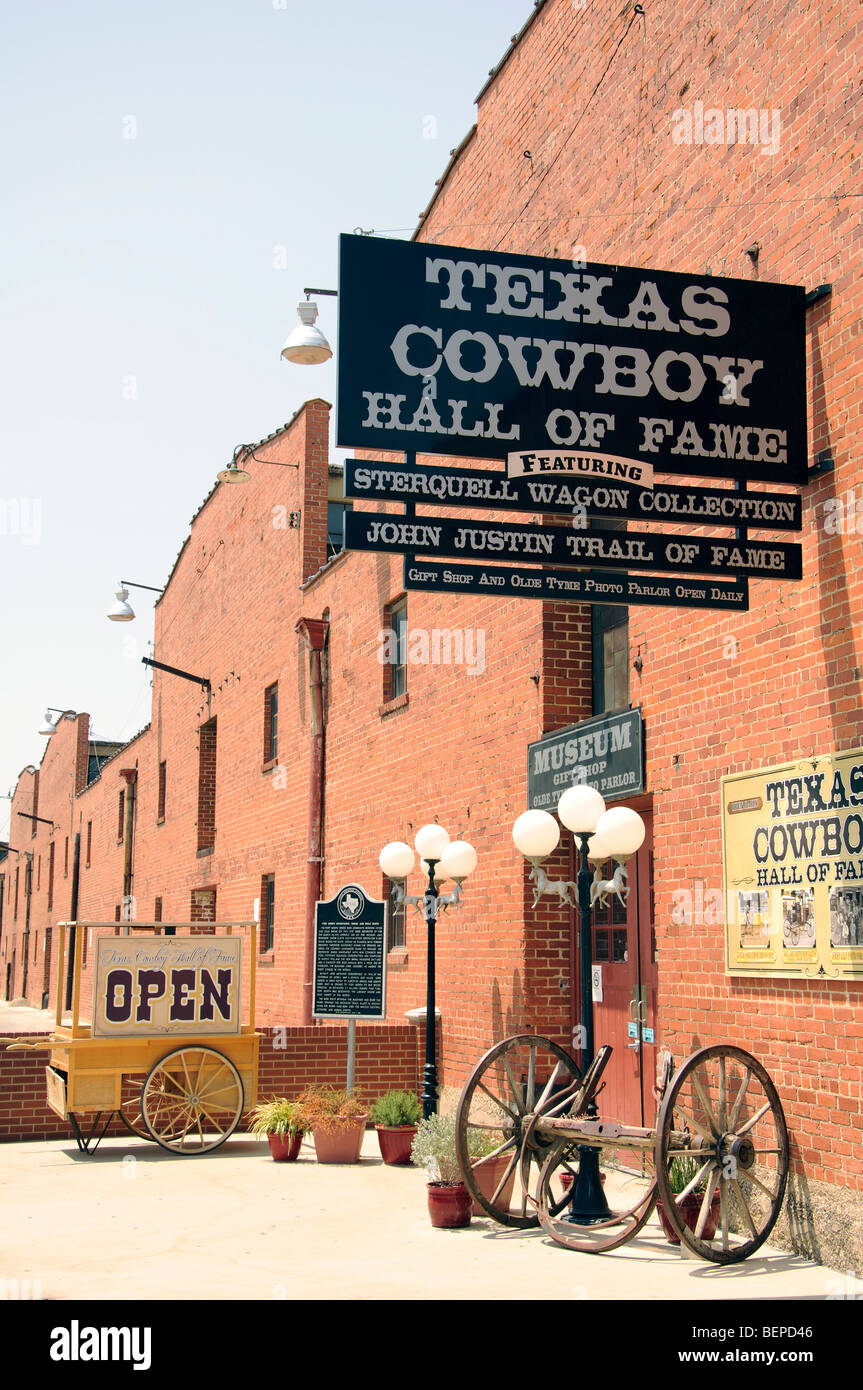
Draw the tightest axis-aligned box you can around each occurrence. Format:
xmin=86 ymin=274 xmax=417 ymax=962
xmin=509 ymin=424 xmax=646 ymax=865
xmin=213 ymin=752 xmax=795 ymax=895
xmin=39 ymin=708 xmax=77 ymax=736
xmin=107 ymin=580 xmax=163 ymax=623
xmin=281 ymin=288 xmax=337 ymax=365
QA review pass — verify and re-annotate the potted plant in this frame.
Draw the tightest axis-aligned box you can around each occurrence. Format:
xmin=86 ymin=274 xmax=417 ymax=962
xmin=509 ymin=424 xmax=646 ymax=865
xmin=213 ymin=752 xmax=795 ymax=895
xmin=371 ymin=1089 xmax=421 ymax=1165
xmin=656 ymin=1155 xmax=721 ymax=1244
xmin=410 ymin=1112 xmax=472 ymax=1228
xmin=295 ymin=1084 xmax=370 ymax=1164
xmin=248 ymin=1097 xmax=308 ymax=1161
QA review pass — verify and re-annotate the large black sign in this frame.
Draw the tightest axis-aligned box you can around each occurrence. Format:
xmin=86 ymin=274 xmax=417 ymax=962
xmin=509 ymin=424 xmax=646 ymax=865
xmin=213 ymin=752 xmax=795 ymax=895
xmin=346 ymin=511 xmax=802 ymax=580
xmin=528 ymin=710 xmax=644 ymax=809
xmin=337 ymin=234 xmax=807 ymax=484
xmin=345 ymin=459 xmax=802 ymax=530
xmin=313 ymin=884 xmax=386 ymax=1020
xmin=402 ymin=556 xmax=749 ymax=610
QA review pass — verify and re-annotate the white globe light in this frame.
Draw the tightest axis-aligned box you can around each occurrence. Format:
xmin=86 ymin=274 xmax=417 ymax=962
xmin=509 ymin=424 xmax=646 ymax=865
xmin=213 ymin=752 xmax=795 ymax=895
xmin=512 ymin=809 xmax=560 ymax=860
xmin=587 ymin=833 xmax=613 ymax=862
xmin=379 ymin=841 xmax=415 ymax=880
xmin=414 ymin=823 xmax=450 ymax=860
xmin=558 ymin=784 xmax=606 ymax=834
xmin=595 ymin=806 xmax=646 ymax=858
xmin=439 ymin=840 xmax=477 ymax=881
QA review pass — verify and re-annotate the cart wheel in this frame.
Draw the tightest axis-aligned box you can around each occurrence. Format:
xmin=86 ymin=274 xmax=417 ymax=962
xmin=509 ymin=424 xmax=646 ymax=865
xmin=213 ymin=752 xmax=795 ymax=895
xmin=118 ymin=1074 xmax=157 ymax=1143
xmin=537 ymin=1141 xmax=657 ymax=1253
xmin=455 ymin=1035 xmax=581 ymax=1227
xmin=141 ymin=1047 xmax=244 ymax=1155
xmin=654 ymin=1045 xmax=789 ymax=1264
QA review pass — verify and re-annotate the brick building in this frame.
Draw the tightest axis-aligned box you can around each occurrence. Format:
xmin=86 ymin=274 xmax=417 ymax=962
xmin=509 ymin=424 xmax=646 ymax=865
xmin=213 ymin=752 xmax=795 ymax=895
xmin=2 ymin=0 xmax=861 ymax=1270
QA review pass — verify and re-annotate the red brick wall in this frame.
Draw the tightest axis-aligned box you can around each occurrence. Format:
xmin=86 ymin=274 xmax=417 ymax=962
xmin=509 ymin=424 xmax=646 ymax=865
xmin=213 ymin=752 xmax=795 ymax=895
xmin=414 ymin=0 xmax=863 ymax=1195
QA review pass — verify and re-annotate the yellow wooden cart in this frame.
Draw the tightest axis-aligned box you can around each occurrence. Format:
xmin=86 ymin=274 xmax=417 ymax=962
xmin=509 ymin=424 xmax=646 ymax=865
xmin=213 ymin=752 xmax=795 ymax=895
xmin=6 ymin=920 xmax=260 ymax=1155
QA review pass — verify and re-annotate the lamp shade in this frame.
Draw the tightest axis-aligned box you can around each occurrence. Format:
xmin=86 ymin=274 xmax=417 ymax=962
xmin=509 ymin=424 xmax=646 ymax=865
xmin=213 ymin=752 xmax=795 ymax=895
xmin=512 ymin=809 xmax=560 ymax=859
xmin=557 ymin=784 xmax=606 ymax=834
xmin=38 ymin=710 xmax=57 ymax=736
xmin=595 ymin=806 xmax=646 ymax=858
xmin=414 ymin=823 xmax=450 ymax=861
xmin=107 ymin=585 xmax=135 ymax=622
xmin=439 ymin=840 xmax=477 ymax=881
xmin=281 ymin=301 xmax=333 ymax=365
xmin=379 ymin=841 xmax=415 ymax=880
xmin=217 ymin=459 xmax=251 ymax=484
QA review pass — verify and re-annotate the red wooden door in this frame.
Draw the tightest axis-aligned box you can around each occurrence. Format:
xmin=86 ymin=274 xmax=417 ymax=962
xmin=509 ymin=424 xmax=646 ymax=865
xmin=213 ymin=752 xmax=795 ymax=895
xmin=588 ymin=809 xmax=656 ymax=1126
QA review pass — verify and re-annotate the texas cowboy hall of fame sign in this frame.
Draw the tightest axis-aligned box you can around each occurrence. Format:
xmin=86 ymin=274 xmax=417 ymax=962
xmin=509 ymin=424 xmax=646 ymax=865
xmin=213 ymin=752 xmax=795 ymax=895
xmin=336 ymin=233 xmax=806 ymax=609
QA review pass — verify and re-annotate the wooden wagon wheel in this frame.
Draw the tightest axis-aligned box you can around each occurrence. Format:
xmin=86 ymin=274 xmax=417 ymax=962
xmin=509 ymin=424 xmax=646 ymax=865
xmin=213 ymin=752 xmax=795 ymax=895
xmin=118 ymin=1073 xmax=157 ymax=1142
xmin=654 ymin=1044 xmax=789 ymax=1264
xmin=455 ymin=1035 xmax=582 ymax=1227
xmin=141 ymin=1046 xmax=244 ymax=1155
xmin=537 ymin=1140 xmax=658 ymax=1253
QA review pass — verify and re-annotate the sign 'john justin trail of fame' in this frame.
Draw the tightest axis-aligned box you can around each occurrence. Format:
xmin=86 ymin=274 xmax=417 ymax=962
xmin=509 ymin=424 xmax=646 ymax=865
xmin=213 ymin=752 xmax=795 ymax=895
xmin=345 ymin=510 xmax=802 ymax=581
xmin=337 ymin=234 xmax=807 ymax=485
xmin=313 ymin=884 xmax=386 ymax=1020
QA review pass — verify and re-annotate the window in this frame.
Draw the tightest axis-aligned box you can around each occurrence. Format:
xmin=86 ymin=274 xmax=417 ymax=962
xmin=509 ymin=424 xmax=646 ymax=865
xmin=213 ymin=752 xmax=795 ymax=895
xmin=64 ymin=836 xmax=69 ymax=878
xmin=385 ymin=597 xmax=408 ymax=701
xmin=261 ymin=875 xmax=275 ymax=953
xmin=386 ymin=876 xmax=406 ymax=953
xmin=158 ymin=761 xmax=167 ymax=822
xmin=263 ymin=684 xmax=279 ymax=764
xmin=196 ymin=719 xmax=217 ymax=853
xmin=86 ymin=821 xmax=92 ymax=869
xmin=154 ymin=897 xmax=163 ymax=923
xmin=118 ymin=789 xmax=125 ymax=841
xmin=47 ymin=842 xmax=55 ymax=913
xmin=592 ymin=605 xmax=629 ymax=714
xmin=327 ymin=501 xmax=352 ymax=556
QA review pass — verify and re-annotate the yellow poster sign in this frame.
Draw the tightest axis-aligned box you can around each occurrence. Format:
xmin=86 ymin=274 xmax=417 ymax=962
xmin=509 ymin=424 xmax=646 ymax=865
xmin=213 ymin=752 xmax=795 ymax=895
xmin=722 ymin=749 xmax=863 ymax=978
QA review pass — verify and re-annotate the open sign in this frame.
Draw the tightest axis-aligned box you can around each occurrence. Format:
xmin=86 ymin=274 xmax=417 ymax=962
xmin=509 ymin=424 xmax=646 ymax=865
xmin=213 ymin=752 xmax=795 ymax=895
xmin=93 ymin=938 xmax=243 ymax=1036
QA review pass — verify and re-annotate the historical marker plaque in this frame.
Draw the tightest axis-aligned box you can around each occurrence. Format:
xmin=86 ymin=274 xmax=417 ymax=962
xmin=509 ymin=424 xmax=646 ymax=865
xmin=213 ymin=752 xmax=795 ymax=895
xmin=313 ymin=884 xmax=387 ymax=1019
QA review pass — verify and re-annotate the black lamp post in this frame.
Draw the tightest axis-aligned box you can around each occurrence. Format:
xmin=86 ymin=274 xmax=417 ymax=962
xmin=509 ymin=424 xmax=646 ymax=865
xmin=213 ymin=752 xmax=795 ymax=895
xmin=379 ymin=825 xmax=477 ymax=1120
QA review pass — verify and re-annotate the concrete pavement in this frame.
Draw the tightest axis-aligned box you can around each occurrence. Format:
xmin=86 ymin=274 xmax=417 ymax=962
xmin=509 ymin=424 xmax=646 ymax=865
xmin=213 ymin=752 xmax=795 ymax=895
xmin=2 ymin=1130 xmax=861 ymax=1303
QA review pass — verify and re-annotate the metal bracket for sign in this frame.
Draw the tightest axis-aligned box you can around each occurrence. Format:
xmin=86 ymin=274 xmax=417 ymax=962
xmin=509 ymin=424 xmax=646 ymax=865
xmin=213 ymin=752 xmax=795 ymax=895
xmin=804 ymin=283 xmax=832 ymax=308
xmin=807 ymin=452 xmax=834 ymax=481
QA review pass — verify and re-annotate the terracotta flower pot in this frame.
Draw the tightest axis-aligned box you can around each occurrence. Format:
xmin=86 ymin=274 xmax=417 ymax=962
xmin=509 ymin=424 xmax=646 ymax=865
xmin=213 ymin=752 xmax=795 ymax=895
xmin=267 ymin=1130 xmax=303 ymax=1162
xmin=376 ymin=1125 xmax=417 ymax=1166
xmin=656 ymin=1191 xmax=721 ymax=1244
xmin=427 ymin=1182 xmax=472 ymax=1228
xmin=312 ymin=1116 xmax=369 ymax=1164
xmin=470 ymin=1153 xmax=517 ymax=1216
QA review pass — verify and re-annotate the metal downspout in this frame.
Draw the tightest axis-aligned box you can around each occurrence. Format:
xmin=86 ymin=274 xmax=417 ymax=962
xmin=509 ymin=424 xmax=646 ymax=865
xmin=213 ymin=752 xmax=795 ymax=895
xmin=296 ymin=617 xmax=329 ymax=1027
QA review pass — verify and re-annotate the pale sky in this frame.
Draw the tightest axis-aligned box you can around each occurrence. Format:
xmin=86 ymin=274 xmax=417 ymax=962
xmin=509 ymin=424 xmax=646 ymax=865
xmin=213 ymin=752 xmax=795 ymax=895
xmin=0 ymin=0 xmax=533 ymax=837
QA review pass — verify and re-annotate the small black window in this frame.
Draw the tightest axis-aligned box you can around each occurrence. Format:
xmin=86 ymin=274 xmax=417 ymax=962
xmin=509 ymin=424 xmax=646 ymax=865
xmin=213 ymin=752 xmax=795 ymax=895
xmin=386 ymin=598 xmax=408 ymax=701
xmin=592 ymin=605 xmax=629 ymax=714
xmin=327 ymin=501 xmax=353 ymax=556
xmin=387 ymin=877 xmax=406 ymax=953
xmin=264 ymin=684 xmax=279 ymax=763
xmin=261 ymin=874 xmax=275 ymax=953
